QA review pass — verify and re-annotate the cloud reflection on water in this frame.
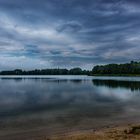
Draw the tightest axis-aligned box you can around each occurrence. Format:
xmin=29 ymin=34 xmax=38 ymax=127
xmin=0 ymin=77 xmax=140 ymax=132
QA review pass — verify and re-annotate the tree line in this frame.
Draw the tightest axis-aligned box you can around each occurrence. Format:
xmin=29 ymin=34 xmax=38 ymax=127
xmin=92 ymin=61 xmax=140 ymax=75
xmin=0 ymin=61 xmax=140 ymax=75
xmin=0 ymin=68 xmax=90 ymax=75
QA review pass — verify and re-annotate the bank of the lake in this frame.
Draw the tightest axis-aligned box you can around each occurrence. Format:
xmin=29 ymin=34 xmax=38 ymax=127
xmin=2 ymin=124 xmax=140 ymax=140
xmin=48 ymin=124 xmax=140 ymax=140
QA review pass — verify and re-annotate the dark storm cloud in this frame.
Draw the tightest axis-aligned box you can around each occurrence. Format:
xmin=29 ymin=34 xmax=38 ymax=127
xmin=0 ymin=0 xmax=140 ymax=69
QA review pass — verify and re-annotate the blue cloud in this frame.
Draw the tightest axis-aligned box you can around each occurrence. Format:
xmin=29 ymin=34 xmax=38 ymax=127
xmin=0 ymin=0 xmax=140 ymax=69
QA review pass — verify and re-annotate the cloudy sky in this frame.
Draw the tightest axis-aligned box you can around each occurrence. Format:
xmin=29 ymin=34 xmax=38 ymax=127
xmin=0 ymin=0 xmax=140 ymax=70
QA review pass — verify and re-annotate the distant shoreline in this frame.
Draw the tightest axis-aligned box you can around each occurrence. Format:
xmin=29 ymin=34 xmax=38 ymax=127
xmin=0 ymin=61 xmax=140 ymax=76
xmin=0 ymin=74 xmax=140 ymax=77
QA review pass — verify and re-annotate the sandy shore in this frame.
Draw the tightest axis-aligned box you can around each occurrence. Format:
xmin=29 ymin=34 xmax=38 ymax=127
xmin=1 ymin=124 xmax=140 ymax=140
xmin=49 ymin=124 xmax=140 ymax=140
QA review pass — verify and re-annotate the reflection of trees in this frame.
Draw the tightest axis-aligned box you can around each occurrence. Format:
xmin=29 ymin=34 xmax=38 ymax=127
xmin=92 ymin=79 xmax=140 ymax=91
xmin=0 ymin=78 xmax=83 ymax=85
xmin=70 ymin=80 xmax=82 ymax=83
xmin=1 ymin=78 xmax=23 ymax=82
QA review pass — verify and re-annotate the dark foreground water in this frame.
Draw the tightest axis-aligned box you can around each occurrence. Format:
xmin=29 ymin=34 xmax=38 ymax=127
xmin=0 ymin=76 xmax=140 ymax=139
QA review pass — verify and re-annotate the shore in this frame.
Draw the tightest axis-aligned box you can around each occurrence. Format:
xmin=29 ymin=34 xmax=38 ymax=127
xmin=1 ymin=124 xmax=140 ymax=140
xmin=48 ymin=124 xmax=140 ymax=140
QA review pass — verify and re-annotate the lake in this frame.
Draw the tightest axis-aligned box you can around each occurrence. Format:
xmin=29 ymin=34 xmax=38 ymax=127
xmin=0 ymin=76 xmax=140 ymax=139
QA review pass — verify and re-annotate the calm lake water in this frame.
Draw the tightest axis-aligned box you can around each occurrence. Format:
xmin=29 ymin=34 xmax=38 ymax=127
xmin=0 ymin=76 xmax=140 ymax=138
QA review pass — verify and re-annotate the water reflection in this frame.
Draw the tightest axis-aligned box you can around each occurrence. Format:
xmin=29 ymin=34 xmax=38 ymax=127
xmin=92 ymin=79 xmax=140 ymax=91
xmin=0 ymin=76 xmax=140 ymax=137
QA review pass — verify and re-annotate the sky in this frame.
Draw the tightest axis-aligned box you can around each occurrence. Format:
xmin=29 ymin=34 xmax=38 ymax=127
xmin=0 ymin=0 xmax=140 ymax=70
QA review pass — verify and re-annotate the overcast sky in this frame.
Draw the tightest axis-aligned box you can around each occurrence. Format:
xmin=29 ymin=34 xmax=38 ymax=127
xmin=0 ymin=0 xmax=140 ymax=70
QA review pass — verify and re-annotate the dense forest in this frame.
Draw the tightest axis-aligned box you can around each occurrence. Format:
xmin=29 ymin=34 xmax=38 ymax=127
xmin=0 ymin=68 xmax=90 ymax=75
xmin=0 ymin=61 xmax=140 ymax=75
xmin=92 ymin=61 xmax=140 ymax=75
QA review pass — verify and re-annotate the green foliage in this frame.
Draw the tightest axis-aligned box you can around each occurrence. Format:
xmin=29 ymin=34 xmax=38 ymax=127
xmin=0 ymin=68 xmax=89 ymax=75
xmin=69 ymin=68 xmax=82 ymax=75
xmin=92 ymin=61 xmax=140 ymax=75
xmin=0 ymin=61 xmax=139 ymax=75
